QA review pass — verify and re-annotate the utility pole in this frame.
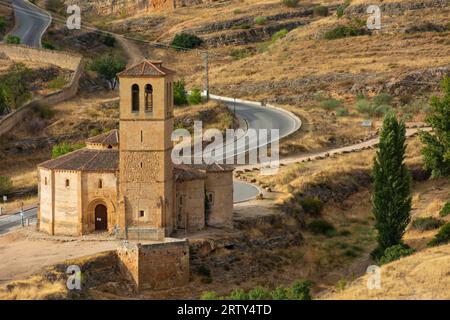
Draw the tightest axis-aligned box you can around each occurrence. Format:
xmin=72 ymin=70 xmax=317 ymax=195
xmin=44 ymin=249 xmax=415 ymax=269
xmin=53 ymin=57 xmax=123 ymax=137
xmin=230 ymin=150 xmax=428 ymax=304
xmin=203 ymin=51 xmax=209 ymax=101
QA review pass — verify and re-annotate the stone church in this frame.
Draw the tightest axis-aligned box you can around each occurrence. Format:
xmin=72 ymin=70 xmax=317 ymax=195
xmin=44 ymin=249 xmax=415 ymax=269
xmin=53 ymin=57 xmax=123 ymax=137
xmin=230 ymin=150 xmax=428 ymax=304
xmin=37 ymin=60 xmax=234 ymax=239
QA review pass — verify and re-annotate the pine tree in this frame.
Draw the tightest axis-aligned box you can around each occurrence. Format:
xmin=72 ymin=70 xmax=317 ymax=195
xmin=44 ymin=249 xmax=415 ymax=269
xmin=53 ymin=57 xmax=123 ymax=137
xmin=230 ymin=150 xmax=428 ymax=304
xmin=372 ymin=113 xmax=412 ymax=259
xmin=420 ymin=76 xmax=450 ymax=178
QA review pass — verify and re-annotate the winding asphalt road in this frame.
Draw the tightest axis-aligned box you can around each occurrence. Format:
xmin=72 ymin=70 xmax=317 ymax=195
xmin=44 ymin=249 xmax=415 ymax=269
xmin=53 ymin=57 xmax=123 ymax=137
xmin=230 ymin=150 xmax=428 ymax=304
xmin=10 ymin=0 xmax=51 ymax=47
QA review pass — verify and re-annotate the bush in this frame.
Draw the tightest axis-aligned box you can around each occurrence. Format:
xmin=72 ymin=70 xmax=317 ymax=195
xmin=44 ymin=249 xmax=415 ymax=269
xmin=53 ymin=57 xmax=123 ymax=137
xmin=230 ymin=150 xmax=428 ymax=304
xmin=254 ymin=16 xmax=267 ymax=25
xmin=281 ymin=0 xmax=299 ymax=8
xmin=171 ymin=33 xmax=203 ymax=50
xmin=428 ymin=223 xmax=450 ymax=247
xmin=52 ymin=142 xmax=84 ymax=158
xmin=320 ymin=98 xmax=342 ymax=110
xmin=230 ymin=48 xmax=250 ymax=60
xmin=290 ymin=280 xmax=312 ymax=300
xmin=42 ymin=41 xmax=56 ymax=50
xmin=188 ymin=88 xmax=202 ymax=105
xmin=228 ymin=288 xmax=249 ymax=300
xmin=373 ymin=92 xmax=393 ymax=106
xmin=271 ymin=286 xmax=289 ymax=300
xmin=0 ymin=176 xmax=13 ymax=195
xmin=35 ymin=104 xmax=55 ymax=119
xmin=308 ymin=219 xmax=336 ymax=236
xmin=411 ymin=217 xmax=444 ymax=231
xmin=440 ymin=201 xmax=450 ymax=217
xmin=313 ymin=6 xmax=329 ymax=17
xmin=271 ymin=29 xmax=289 ymax=42
xmin=379 ymin=244 xmax=415 ymax=265
xmin=248 ymin=286 xmax=272 ymax=300
xmin=336 ymin=6 xmax=346 ymax=18
xmin=336 ymin=108 xmax=349 ymax=116
xmin=323 ymin=22 xmax=367 ymax=40
xmin=200 ymin=291 xmax=220 ymax=300
xmin=0 ymin=17 xmax=6 ymax=34
xmin=174 ymin=79 xmax=188 ymax=106
xmin=48 ymin=76 xmax=66 ymax=89
xmin=299 ymin=197 xmax=323 ymax=216
xmin=103 ymin=34 xmax=116 ymax=47
xmin=5 ymin=35 xmax=20 ymax=44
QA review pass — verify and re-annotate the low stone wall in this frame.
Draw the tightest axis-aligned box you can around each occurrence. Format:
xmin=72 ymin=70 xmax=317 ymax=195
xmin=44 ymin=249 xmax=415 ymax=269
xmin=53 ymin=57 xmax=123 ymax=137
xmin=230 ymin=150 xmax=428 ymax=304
xmin=117 ymin=239 xmax=189 ymax=291
xmin=0 ymin=45 xmax=83 ymax=138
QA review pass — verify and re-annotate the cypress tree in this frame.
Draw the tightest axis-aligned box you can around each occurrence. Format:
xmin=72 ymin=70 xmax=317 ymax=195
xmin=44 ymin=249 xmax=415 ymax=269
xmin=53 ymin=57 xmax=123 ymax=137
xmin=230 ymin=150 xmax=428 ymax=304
xmin=420 ymin=76 xmax=450 ymax=178
xmin=372 ymin=113 xmax=412 ymax=259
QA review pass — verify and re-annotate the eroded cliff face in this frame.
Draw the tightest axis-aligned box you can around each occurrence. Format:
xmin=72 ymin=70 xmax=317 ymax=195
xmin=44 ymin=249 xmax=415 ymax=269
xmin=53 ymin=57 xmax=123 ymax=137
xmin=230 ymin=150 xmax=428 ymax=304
xmin=68 ymin=0 xmax=215 ymax=16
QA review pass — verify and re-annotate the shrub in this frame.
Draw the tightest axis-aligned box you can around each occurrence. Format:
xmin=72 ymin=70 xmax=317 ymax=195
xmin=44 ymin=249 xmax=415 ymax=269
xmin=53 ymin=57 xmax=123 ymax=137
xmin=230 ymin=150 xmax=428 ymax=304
xmin=323 ymin=21 xmax=367 ymax=40
xmin=271 ymin=286 xmax=289 ymax=300
xmin=336 ymin=108 xmax=349 ymax=116
xmin=373 ymin=92 xmax=393 ymax=106
xmin=233 ymin=9 xmax=242 ymax=14
xmin=271 ymin=29 xmax=288 ymax=42
xmin=103 ymin=34 xmax=116 ymax=47
xmin=374 ymin=104 xmax=393 ymax=117
xmin=88 ymin=54 xmax=126 ymax=89
xmin=36 ymin=104 xmax=55 ymax=119
xmin=281 ymin=0 xmax=299 ymax=8
xmin=256 ymin=42 xmax=270 ymax=53
xmin=320 ymin=98 xmax=342 ymax=110
xmin=313 ymin=6 xmax=329 ymax=17
xmin=248 ymin=286 xmax=271 ymax=300
xmin=428 ymin=223 xmax=450 ymax=247
xmin=5 ymin=35 xmax=20 ymax=44
xmin=174 ymin=79 xmax=188 ymax=106
xmin=411 ymin=217 xmax=444 ymax=231
xmin=299 ymin=197 xmax=323 ymax=216
xmin=0 ymin=17 xmax=6 ymax=34
xmin=254 ymin=16 xmax=267 ymax=25
xmin=42 ymin=41 xmax=56 ymax=50
xmin=200 ymin=291 xmax=219 ymax=300
xmin=228 ymin=288 xmax=249 ymax=300
xmin=379 ymin=244 xmax=415 ymax=264
xmin=230 ymin=48 xmax=249 ymax=60
xmin=308 ymin=219 xmax=336 ymax=236
xmin=440 ymin=201 xmax=450 ymax=217
xmin=171 ymin=33 xmax=203 ymax=50
xmin=48 ymin=76 xmax=66 ymax=89
xmin=0 ymin=176 xmax=13 ymax=195
xmin=188 ymin=88 xmax=202 ymax=105
xmin=52 ymin=142 xmax=84 ymax=158
xmin=336 ymin=6 xmax=346 ymax=18
xmin=290 ymin=280 xmax=312 ymax=300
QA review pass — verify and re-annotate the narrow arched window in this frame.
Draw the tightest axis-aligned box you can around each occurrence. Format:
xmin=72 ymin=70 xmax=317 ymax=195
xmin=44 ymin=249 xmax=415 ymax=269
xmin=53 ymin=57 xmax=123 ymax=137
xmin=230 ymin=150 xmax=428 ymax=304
xmin=132 ymin=84 xmax=139 ymax=112
xmin=98 ymin=179 xmax=103 ymax=189
xmin=145 ymin=84 xmax=153 ymax=113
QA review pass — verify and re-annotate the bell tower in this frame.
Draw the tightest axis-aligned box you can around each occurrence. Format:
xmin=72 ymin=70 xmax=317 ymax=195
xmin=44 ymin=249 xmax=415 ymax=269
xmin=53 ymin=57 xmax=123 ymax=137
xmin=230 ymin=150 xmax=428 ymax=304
xmin=117 ymin=60 xmax=175 ymax=239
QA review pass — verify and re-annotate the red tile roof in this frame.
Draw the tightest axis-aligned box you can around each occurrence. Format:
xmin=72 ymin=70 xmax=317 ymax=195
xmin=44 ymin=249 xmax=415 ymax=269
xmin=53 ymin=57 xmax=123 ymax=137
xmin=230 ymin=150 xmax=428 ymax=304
xmin=118 ymin=60 xmax=175 ymax=77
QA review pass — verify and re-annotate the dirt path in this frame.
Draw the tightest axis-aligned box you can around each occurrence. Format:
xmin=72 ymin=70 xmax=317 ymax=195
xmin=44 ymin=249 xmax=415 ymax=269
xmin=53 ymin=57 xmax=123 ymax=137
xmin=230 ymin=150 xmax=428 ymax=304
xmin=116 ymin=36 xmax=145 ymax=67
xmin=0 ymin=229 xmax=121 ymax=285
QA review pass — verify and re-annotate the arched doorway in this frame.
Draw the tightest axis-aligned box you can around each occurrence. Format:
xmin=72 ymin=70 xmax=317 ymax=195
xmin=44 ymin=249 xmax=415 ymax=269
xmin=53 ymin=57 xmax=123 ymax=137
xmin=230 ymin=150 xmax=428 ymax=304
xmin=95 ymin=204 xmax=108 ymax=231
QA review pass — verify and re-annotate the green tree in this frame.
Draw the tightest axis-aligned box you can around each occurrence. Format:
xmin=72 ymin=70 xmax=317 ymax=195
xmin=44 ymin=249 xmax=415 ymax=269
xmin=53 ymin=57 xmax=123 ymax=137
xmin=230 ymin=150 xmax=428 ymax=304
xmin=173 ymin=79 xmax=188 ymax=106
xmin=419 ymin=76 xmax=450 ymax=178
xmin=5 ymin=35 xmax=20 ymax=44
xmin=372 ymin=113 xmax=412 ymax=259
xmin=0 ymin=176 xmax=12 ymax=195
xmin=171 ymin=33 xmax=203 ymax=50
xmin=0 ymin=17 xmax=6 ymax=34
xmin=0 ymin=63 xmax=32 ymax=110
xmin=89 ymin=54 xmax=126 ymax=89
xmin=188 ymin=88 xmax=202 ymax=105
xmin=52 ymin=142 xmax=84 ymax=158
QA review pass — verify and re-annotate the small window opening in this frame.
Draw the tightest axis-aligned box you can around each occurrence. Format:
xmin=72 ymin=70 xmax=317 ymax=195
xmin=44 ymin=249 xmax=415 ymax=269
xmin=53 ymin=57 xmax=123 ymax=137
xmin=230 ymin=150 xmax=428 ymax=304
xmin=139 ymin=210 xmax=145 ymax=218
xmin=44 ymin=177 xmax=48 ymax=185
xmin=98 ymin=179 xmax=103 ymax=189
xmin=65 ymin=179 xmax=70 ymax=187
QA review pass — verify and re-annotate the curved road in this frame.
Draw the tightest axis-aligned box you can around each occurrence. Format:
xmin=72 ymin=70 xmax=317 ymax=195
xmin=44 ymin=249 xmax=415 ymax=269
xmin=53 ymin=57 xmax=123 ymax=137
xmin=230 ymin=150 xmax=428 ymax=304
xmin=10 ymin=0 xmax=51 ymax=47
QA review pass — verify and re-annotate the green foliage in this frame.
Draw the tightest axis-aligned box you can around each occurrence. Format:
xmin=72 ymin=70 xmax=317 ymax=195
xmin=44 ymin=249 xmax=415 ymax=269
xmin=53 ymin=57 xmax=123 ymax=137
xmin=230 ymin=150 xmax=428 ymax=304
xmin=440 ymin=201 xmax=450 ymax=217
xmin=88 ymin=54 xmax=126 ymax=89
xmin=372 ymin=114 xmax=411 ymax=259
xmin=230 ymin=48 xmax=250 ymax=60
xmin=419 ymin=76 xmax=450 ymax=178
xmin=233 ymin=9 xmax=242 ymax=14
xmin=320 ymin=98 xmax=343 ymax=110
xmin=427 ymin=223 xmax=450 ymax=247
xmin=373 ymin=92 xmax=393 ymax=106
xmin=48 ymin=76 xmax=66 ymax=89
xmin=356 ymin=99 xmax=393 ymax=118
xmin=271 ymin=29 xmax=289 ymax=42
xmin=42 ymin=41 xmax=56 ymax=50
xmin=103 ymin=34 xmax=116 ymax=47
xmin=411 ymin=217 xmax=444 ymax=231
xmin=200 ymin=291 xmax=220 ymax=300
xmin=335 ymin=278 xmax=347 ymax=291
xmin=248 ymin=286 xmax=272 ymax=300
xmin=51 ymin=142 xmax=84 ymax=159
xmin=299 ymin=197 xmax=323 ymax=216
xmin=308 ymin=219 xmax=336 ymax=236
xmin=5 ymin=35 xmax=20 ymax=44
xmin=0 ymin=176 xmax=13 ymax=195
xmin=254 ymin=16 xmax=267 ymax=25
xmin=228 ymin=288 xmax=249 ymax=300
xmin=379 ymin=244 xmax=415 ymax=265
xmin=281 ymin=0 xmax=299 ymax=8
xmin=323 ymin=19 xmax=367 ymax=40
xmin=35 ymin=104 xmax=55 ymax=119
xmin=171 ymin=33 xmax=203 ymax=50
xmin=174 ymin=79 xmax=188 ymax=106
xmin=0 ymin=89 xmax=8 ymax=115
xmin=256 ymin=42 xmax=270 ymax=53
xmin=313 ymin=6 xmax=329 ymax=17
xmin=271 ymin=286 xmax=289 ymax=300
xmin=336 ymin=107 xmax=349 ymax=116
xmin=290 ymin=280 xmax=312 ymax=300
xmin=336 ymin=0 xmax=351 ymax=18
xmin=0 ymin=17 xmax=7 ymax=34
xmin=188 ymin=88 xmax=202 ymax=105
xmin=0 ymin=63 xmax=32 ymax=111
